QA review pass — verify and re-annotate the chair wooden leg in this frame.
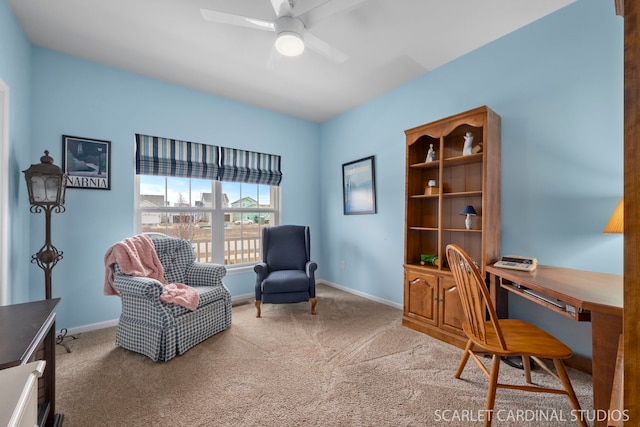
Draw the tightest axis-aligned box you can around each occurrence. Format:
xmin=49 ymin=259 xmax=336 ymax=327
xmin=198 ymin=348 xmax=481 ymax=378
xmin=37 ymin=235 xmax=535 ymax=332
xmin=552 ymin=359 xmax=586 ymax=427
xmin=255 ymin=300 xmax=261 ymax=318
xmin=455 ymin=339 xmax=473 ymax=379
xmin=310 ymin=297 xmax=317 ymax=315
xmin=485 ymin=354 xmax=501 ymax=427
xmin=522 ymin=355 xmax=532 ymax=384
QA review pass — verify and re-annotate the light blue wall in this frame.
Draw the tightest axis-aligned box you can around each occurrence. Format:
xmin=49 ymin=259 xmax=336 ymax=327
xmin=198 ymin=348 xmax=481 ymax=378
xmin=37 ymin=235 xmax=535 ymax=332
xmin=319 ymin=0 xmax=622 ymax=358
xmin=1 ymin=0 xmax=623 ymax=359
xmin=28 ymin=49 xmax=320 ymax=328
xmin=0 ymin=0 xmax=34 ymax=304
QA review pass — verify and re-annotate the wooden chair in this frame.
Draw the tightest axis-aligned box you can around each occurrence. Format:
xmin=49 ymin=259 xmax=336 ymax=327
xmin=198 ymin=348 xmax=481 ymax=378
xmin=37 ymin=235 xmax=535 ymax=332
xmin=445 ymin=244 xmax=586 ymax=427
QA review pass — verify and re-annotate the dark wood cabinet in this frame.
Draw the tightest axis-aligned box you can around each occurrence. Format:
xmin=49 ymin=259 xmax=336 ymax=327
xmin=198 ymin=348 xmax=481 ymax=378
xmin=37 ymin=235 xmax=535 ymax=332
xmin=403 ymin=106 xmax=502 ymax=347
xmin=0 ymin=298 xmax=63 ymax=427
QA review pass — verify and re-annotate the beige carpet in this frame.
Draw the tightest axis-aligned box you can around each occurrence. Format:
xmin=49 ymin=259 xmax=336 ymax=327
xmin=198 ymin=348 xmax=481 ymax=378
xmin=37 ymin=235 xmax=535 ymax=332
xmin=55 ymin=284 xmax=593 ymax=426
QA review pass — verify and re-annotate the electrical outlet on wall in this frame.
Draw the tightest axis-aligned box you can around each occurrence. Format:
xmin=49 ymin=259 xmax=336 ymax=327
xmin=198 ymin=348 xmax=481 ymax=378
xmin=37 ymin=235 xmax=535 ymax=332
xmin=340 ymin=260 xmax=346 ymax=270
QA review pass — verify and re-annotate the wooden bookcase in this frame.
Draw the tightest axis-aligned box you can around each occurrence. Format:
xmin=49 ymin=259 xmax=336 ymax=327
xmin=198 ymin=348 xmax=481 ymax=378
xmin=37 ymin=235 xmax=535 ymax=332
xmin=402 ymin=106 xmax=502 ymax=347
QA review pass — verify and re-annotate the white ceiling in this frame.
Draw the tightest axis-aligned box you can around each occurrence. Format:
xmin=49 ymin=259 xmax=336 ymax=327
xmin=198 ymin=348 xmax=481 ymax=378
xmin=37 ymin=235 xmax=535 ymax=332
xmin=8 ymin=0 xmax=575 ymax=123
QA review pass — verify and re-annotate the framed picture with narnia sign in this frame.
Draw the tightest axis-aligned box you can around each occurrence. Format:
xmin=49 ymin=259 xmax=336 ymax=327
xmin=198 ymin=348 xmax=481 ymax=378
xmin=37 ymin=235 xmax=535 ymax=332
xmin=62 ymin=135 xmax=111 ymax=190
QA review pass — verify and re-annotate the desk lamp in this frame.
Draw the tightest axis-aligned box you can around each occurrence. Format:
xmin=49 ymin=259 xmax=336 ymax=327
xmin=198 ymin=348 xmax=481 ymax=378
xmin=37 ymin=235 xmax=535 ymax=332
xmin=460 ymin=205 xmax=477 ymax=229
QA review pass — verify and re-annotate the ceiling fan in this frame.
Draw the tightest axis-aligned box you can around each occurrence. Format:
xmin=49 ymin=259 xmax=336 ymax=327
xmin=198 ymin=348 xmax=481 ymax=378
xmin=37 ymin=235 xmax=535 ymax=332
xmin=200 ymin=0 xmax=369 ymax=63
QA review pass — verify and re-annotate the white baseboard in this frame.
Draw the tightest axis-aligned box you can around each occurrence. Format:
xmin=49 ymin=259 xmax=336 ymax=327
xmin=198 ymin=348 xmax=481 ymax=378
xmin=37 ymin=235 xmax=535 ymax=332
xmin=318 ymin=280 xmax=403 ymax=310
xmin=58 ymin=318 xmax=119 ymax=336
xmin=231 ymin=293 xmax=254 ymax=306
xmin=63 ymin=293 xmax=256 ymax=334
xmin=60 ymin=282 xmax=400 ymax=335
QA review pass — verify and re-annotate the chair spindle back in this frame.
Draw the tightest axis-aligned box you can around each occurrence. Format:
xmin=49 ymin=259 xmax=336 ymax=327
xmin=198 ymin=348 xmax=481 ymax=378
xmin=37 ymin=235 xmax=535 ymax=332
xmin=446 ymin=244 xmax=506 ymax=350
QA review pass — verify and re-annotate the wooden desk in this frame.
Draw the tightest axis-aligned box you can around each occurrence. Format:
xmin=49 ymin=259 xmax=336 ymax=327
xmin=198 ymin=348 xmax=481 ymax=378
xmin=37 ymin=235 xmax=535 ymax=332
xmin=0 ymin=299 xmax=64 ymax=427
xmin=485 ymin=265 xmax=623 ymax=427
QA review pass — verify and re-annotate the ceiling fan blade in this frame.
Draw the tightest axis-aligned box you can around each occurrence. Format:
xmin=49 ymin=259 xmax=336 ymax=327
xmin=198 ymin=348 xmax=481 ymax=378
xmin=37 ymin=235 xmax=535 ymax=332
xmin=270 ymin=0 xmax=293 ymax=18
xmin=299 ymin=0 xmax=369 ymax=29
xmin=266 ymin=46 xmax=281 ymax=70
xmin=200 ymin=9 xmax=275 ymax=32
xmin=303 ymin=30 xmax=348 ymax=63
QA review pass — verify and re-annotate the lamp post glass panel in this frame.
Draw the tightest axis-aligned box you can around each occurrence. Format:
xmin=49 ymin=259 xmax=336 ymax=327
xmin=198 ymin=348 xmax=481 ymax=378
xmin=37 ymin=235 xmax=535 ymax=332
xmin=22 ymin=150 xmax=66 ymax=299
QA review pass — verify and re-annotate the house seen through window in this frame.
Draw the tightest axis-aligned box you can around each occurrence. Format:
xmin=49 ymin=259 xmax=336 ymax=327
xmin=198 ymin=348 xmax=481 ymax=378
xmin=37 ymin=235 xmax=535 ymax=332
xmin=136 ymin=175 xmax=280 ymax=268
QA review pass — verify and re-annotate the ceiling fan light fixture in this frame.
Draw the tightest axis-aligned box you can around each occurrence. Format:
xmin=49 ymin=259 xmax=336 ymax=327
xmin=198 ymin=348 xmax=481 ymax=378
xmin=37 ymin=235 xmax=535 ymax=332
xmin=275 ymin=32 xmax=305 ymax=56
xmin=274 ymin=16 xmax=305 ymax=57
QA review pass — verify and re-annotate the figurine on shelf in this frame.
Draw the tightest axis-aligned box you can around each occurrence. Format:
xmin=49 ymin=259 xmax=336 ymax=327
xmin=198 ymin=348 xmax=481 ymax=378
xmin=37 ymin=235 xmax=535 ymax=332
xmin=425 ymin=144 xmax=435 ymax=162
xmin=472 ymin=142 xmax=483 ymax=154
xmin=463 ymin=132 xmax=474 ymax=156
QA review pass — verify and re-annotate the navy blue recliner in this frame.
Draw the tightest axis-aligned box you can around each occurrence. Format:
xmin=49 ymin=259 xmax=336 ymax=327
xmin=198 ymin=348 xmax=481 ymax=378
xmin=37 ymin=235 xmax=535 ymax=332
xmin=254 ymin=225 xmax=318 ymax=317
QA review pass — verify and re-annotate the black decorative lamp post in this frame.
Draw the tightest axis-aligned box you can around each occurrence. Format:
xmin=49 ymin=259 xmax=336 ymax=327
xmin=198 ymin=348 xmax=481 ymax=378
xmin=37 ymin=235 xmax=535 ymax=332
xmin=23 ymin=150 xmax=66 ymax=300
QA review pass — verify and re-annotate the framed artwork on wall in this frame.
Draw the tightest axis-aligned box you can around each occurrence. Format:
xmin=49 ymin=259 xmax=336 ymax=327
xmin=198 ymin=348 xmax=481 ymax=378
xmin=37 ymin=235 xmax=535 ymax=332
xmin=62 ymin=135 xmax=111 ymax=190
xmin=342 ymin=155 xmax=377 ymax=215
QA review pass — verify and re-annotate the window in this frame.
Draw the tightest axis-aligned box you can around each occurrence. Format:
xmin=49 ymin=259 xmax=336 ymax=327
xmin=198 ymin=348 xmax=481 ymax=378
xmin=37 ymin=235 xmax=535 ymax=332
xmin=136 ymin=176 xmax=280 ymax=269
xmin=134 ymin=134 xmax=282 ymax=271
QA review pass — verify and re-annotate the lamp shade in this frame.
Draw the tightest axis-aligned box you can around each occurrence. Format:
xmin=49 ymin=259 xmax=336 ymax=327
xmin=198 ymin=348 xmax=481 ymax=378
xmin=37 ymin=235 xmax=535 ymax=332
xmin=603 ymin=198 xmax=623 ymax=234
xmin=22 ymin=150 xmax=67 ymax=206
xmin=459 ymin=205 xmax=477 ymax=216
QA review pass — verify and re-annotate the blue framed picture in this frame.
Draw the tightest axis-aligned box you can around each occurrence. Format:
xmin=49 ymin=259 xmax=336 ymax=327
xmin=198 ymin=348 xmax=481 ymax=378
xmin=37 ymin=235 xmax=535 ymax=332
xmin=342 ymin=155 xmax=376 ymax=215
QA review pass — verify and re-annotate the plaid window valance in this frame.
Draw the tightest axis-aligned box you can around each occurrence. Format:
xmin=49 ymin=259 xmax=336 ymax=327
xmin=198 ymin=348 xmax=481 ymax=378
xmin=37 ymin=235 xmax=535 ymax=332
xmin=219 ymin=147 xmax=282 ymax=186
xmin=135 ymin=134 xmax=220 ymax=180
xmin=135 ymin=134 xmax=281 ymax=186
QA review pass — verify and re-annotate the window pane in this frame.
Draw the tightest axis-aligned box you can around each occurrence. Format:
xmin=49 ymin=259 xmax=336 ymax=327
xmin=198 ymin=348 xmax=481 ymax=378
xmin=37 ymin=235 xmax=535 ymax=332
xmin=240 ymin=182 xmax=257 ymax=205
xmin=141 ymin=218 xmax=168 ymax=236
xmin=222 ymin=181 xmax=241 ymax=207
xmin=167 ymin=177 xmax=190 ymax=207
xmin=169 ymin=210 xmax=194 ymax=240
xmin=191 ymin=178 xmax=211 ymax=208
xmin=192 ymin=220 xmax=212 ymax=263
xmin=257 ymin=184 xmax=272 ymax=208
xmin=139 ymin=175 xmax=166 ymax=206
xmin=139 ymin=210 xmax=171 ymax=237
xmin=225 ymin=213 xmax=262 ymax=265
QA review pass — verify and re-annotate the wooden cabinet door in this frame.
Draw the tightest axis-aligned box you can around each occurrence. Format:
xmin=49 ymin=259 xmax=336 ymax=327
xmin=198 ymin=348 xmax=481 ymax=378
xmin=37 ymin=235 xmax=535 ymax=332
xmin=406 ymin=270 xmax=437 ymax=325
xmin=439 ymin=276 xmax=465 ymax=334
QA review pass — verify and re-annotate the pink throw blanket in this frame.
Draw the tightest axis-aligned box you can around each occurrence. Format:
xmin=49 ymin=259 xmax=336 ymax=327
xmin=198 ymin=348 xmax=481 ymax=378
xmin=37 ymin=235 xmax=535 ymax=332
xmin=104 ymin=235 xmax=199 ymax=311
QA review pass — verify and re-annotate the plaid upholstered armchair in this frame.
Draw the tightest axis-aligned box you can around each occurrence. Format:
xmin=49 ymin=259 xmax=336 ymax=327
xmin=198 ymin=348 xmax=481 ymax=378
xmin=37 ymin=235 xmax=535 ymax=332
xmin=109 ymin=236 xmax=232 ymax=361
